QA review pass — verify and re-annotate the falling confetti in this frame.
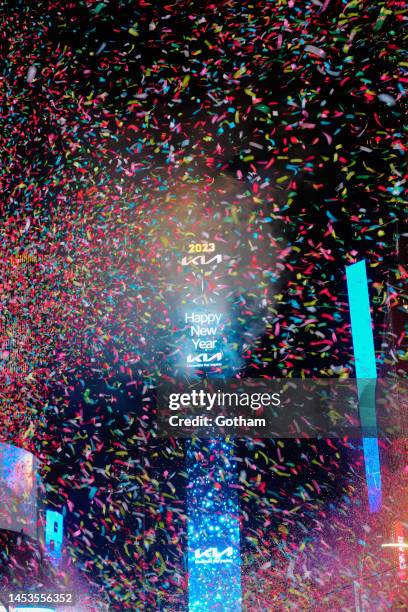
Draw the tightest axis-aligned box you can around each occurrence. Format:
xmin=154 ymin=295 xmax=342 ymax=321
xmin=0 ymin=0 xmax=406 ymax=609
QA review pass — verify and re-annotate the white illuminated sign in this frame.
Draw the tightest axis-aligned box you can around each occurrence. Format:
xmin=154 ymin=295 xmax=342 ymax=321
xmin=185 ymin=313 xmax=222 ymax=325
xmin=194 ymin=546 xmax=234 ymax=564
xmin=184 ymin=312 xmax=223 ymax=367
xmin=181 ymin=254 xmax=223 ymax=267
xmin=398 ymin=536 xmax=407 ymax=570
xmin=187 ymin=352 xmax=223 ymax=365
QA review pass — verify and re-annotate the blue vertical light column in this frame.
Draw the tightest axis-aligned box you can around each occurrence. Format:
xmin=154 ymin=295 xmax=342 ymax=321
xmin=187 ymin=438 xmax=242 ymax=612
xmin=346 ymin=259 xmax=382 ymax=513
xmin=45 ymin=509 xmax=64 ymax=565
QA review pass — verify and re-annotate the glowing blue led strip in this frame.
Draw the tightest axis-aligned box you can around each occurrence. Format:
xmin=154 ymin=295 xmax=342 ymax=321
xmin=346 ymin=260 xmax=382 ymax=512
xmin=187 ymin=439 xmax=242 ymax=611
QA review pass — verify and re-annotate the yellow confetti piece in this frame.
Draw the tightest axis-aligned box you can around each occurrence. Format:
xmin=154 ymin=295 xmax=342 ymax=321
xmin=233 ymin=66 xmax=246 ymax=78
xmin=181 ymin=75 xmax=190 ymax=89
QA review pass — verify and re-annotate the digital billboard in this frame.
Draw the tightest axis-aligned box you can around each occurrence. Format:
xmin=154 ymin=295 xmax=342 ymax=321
xmin=0 ymin=443 xmax=39 ymax=540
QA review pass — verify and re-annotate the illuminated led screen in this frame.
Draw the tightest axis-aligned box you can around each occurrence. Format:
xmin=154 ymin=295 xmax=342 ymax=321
xmin=0 ymin=443 xmax=39 ymax=539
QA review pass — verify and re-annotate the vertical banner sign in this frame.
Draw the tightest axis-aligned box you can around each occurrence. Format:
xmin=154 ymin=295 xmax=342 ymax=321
xmin=45 ymin=509 xmax=64 ymax=565
xmin=180 ymin=237 xmax=242 ymax=611
xmin=346 ymin=260 xmax=382 ymax=513
xmin=393 ymin=521 xmax=407 ymax=580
